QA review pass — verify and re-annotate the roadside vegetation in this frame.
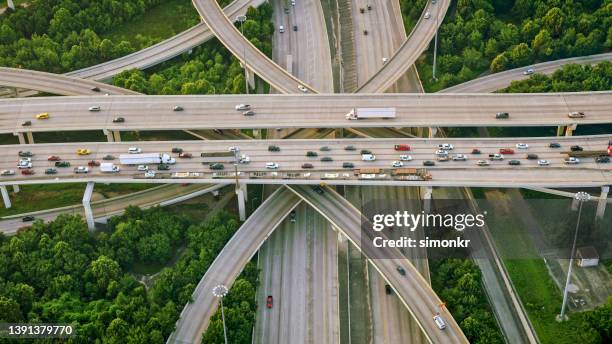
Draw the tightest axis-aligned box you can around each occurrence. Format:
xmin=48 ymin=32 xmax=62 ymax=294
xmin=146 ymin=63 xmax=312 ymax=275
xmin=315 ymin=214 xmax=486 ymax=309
xmin=0 ymin=208 xmax=257 ymax=342
xmin=412 ymin=0 xmax=611 ymax=91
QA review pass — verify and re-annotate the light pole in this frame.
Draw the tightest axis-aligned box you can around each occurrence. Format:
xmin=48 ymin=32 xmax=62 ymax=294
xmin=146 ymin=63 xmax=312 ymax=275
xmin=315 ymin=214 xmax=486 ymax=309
xmin=212 ymin=284 xmax=229 ymax=344
xmin=432 ymin=7 xmax=439 ymax=81
xmin=557 ymin=191 xmax=590 ymax=321
xmin=236 ymin=15 xmax=248 ymax=94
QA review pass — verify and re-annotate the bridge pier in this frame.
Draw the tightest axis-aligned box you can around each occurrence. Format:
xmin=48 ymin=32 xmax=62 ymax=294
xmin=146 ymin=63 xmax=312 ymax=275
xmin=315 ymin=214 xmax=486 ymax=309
xmin=556 ymin=125 xmax=564 ymax=136
xmin=420 ymin=186 xmax=433 ymax=213
xmin=252 ymin=129 xmax=261 ymax=139
xmin=113 ymin=130 xmax=121 ymax=142
xmin=1 ymin=185 xmax=11 ymax=209
xmin=13 ymin=184 xmax=19 ymax=193
xmin=236 ymin=183 xmax=247 ymax=221
xmin=7 ymin=0 xmax=15 ymax=10
xmin=13 ymin=132 xmax=25 ymax=144
xmin=596 ymin=186 xmax=609 ymax=219
xmin=428 ymin=127 xmax=438 ymax=138
xmin=26 ymin=131 xmax=34 ymax=144
xmin=565 ymin=124 xmax=576 ymax=137
xmin=103 ymin=129 xmax=114 ymax=142
xmin=82 ymin=182 xmax=95 ymax=230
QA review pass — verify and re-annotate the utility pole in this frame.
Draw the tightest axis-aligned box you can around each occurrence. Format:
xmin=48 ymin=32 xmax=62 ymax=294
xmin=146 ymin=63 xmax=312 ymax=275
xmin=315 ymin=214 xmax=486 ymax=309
xmin=432 ymin=8 xmax=439 ymax=81
xmin=557 ymin=191 xmax=590 ymax=321
xmin=236 ymin=15 xmax=249 ymax=94
xmin=212 ymin=284 xmax=229 ymax=344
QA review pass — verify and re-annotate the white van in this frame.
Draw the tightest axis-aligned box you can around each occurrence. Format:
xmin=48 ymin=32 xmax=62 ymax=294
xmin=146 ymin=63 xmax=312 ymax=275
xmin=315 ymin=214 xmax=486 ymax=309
xmin=433 ymin=315 xmax=446 ymax=330
xmin=361 ymin=154 xmax=376 ymax=161
xmin=279 ymin=25 xmax=285 ymax=33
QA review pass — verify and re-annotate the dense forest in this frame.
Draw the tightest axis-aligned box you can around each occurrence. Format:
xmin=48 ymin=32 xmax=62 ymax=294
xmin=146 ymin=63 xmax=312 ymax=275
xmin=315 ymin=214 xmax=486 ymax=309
xmin=416 ymin=0 xmax=611 ymax=90
xmin=0 ymin=208 xmax=257 ymax=343
xmin=112 ymin=4 xmax=274 ymax=95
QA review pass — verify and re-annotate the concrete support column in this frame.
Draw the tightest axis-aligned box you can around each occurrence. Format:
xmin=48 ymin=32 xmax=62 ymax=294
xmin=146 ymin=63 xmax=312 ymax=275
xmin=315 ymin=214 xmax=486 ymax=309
xmin=13 ymin=132 xmax=25 ymax=145
xmin=571 ymin=197 xmax=579 ymax=211
xmin=428 ymin=127 xmax=438 ymax=138
xmin=1 ymin=185 xmax=11 ymax=209
xmin=26 ymin=131 xmax=34 ymax=144
xmin=420 ymin=186 xmax=433 ymax=213
xmin=245 ymin=68 xmax=255 ymax=90
xmin=252 ymin=129 xmax=261 ymax=139
xmin=565 ymin=124 xmax=576 ymax=137
xmin=7 ymin=0 xmax=15 ymax=10
xmin=103 ymin=129 xmax=114 ymax=142
xmin=113 ymin=130 xmax=121 ymax=142
xmin=236 ymin=184 xmax=247 ymax=221
xmin=12 ymin=185 xmax=19 ymax=193
xmin=82 ymin=182 xmax=95 ymax=230
xmin=596 ymin=186 xmax=609 ymax=219
xmin=557 ymin=125 xmax=565 ymax=137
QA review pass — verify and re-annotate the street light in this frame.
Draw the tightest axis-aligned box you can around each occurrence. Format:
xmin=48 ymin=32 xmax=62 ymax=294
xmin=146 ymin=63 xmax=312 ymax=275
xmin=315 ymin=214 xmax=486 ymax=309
xmin=236 ymin=15 xmax=248 ymax=94
xmin=432 ymin=7 xmax=439 ymax=81
xmin=557 ymin=191 xmax=591 ymax=321
xmin=212 ymin=284 xmax=229 ymax=344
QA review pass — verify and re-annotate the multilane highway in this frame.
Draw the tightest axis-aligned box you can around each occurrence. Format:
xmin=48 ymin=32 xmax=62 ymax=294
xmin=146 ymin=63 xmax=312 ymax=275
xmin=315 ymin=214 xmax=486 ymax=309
xmin=1 ymin=92 xmax=610 ymax=135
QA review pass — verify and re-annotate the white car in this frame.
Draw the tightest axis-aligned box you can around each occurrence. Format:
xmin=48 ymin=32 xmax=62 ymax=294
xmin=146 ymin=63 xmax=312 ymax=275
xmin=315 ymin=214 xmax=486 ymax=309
xmin=399 ymin=155 xmax=412 ymax=161
xmin=516 ymin=143 xmax=529 ymax=149
xmin=1 ymin=169 xmax=15 ymax=176
xmin=452 ymin=154 xmax=467 ymax=161
xmin=279 ymin=25 xmax=285 ymax=33
xmin=361 ymin=154 xmax=376 ymax=161
xmin=433 ymin=315 xmax=446 ymax=330
xmin=438 ymin=143 xmax=454 ymax=150
xmin=128 ymin=147 xmax=142 ymax=154
xmin=88 ymin=106 xmax=101 ymax=112
xmin=239 ymin=155 xmax=250 ymax=164
xmin=476 ymin=160 xmax=489 ymax=166
xmin=489 ymin=153 xmax=504 ymax=161
xmin=382 ymin=57 xmax=389 ymax=64
xmin=137 ymin=165 xmax=148 ymax=171
xmin=564 ymin=157 xmax=580 ymax=164
xmin=435 ymin=150 xmax=449 ymax=156
xmin=523 ymin=68 xmax=535 ymax=75
xmin=568 ymin=111 xmax=585 ymax=118
xmin=424 ymin=11 xmax=431 ymax=19
xmin=266 ymin=162 xmax=279 ymax=169
xmin=391 ymin=161 xmax=403 ymax=168
xmin=297 ymin=85 xmax=308 ymax=93
xmin=538 ymin=159 xmax=550 ymax=166
xmin=228 ymin=146 xmax=240 ymax=152
xmin=74 ymin=166 xmax=89 ymax=174
xmin=235 ymin=104 xmax=251 ymax=111
xmin=144 ymin=170 xmax=156 ymax=178
xmin=17 ymin=161 xmax=32 ymax=169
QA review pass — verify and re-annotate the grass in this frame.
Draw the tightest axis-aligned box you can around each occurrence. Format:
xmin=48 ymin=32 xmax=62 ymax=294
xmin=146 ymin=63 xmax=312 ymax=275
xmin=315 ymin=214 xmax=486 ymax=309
xmin=101 ymin=0 xmax=200 ymax=47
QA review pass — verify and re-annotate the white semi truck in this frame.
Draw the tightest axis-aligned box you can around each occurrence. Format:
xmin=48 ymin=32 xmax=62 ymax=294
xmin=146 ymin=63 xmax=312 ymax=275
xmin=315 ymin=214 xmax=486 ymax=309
xmin=346 ymin=107 xmax=396 ymax=120
xmin=119 ymin=153 xmax=175 ymax=165
xmin=99 ymin=163 xmax=120 ymax=173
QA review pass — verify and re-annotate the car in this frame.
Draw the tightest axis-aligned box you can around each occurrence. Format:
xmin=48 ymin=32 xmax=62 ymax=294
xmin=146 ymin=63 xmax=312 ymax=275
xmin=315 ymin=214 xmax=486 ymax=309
xmin=88 ymin=106 xmax=101 ymax=112
xmin=471 ymin=148 xmax=481 ymax=154
xmin=18 ymin=151 xmax=33 ymax=157
xmin=279 ymin=25 xmax=285 ymax=33
xmin=344 ymin=145 xmax=356 ymax=151
xmin=361 ymin=154 xmax=376 ymax=161
xmin=342 ymin=162 xmax=354 ymax=169
xmin=36 ymin=112 xmax=50 ymax=119
xmin=435 ymin=150 xmax=449 ymax=156
xmin=489 ymin=153 xmax=504 ymax=161
xmin=179 ymin=152 xmax=192 ymax=158
xmin=87 ymin=160 xmax=100 ymax=167
xmin=433 ymin=315 xmax=447 ymax=330
xmin=360 ymin=149 xmax=372 ymax=155
xmin=516 ymin=143 xmax=529 ymax=149
xmin=1 ymin=170 xmax=16 ymax=176
xmin=17 ymin=160 xmax=32 ymax=169
xmin=570 ymin=145 xmax=583 ymax=151
xmin=137 ymin=165 xmax=148 ymax=171
xmin=424 ymin=11 xmax=431 ymax=19
xmin=596 ymin=156 xmax=610 ymax=163
xmin=452 ymin=154 xmax=467 ymax=161
xmin=172 ymin=147 xmax=183 ymax=153
xmin=144 ymin=170 xmax=156 ymax=178
xmin=568 ymin=111 xmax=585 ymax=118
xmin=306 ymin=151 xmax=318 ymax=157
xmin=363 ymin=30 xmax=368 ymax=35
xmin=394 ymin=144 xmax=410 ymax=151
xmin=382 ymin=57 xmax=389 ymax=64
xmin=266 ymin=295 xmax=273 ymax=309
xmin=76 ymin=148 xmax=91 ymax=155
xmin=242 ymin=110 xmax=255 ymax=116
xmin=268 ymin=145 xmax=280 ymax=152
xmin=367 ymin=4 xmax=372 ymax=10
xmin=476 ymin=160 xmax=489 ymax=166
xmin=399 ymin=155 xmax=412 ymax=161
xmin=523 ymin=68 xmax=535 ymax=75
xmin=360 ymin=7 xmax=365 ymax=13
xmin=297 ymin=84 xmax=308 ymax=93
xmin=158 ymin=163 xmax=170 ymax=170
xmin=392 ymin=161 xmax=404 ymax=168
xmin=302 ymin=163 xmax=314 ymax=169
xmin=102 ymin=155 xmax=115 ymax=160
xmin=320 ymin=146 xmax=331 ymax=151
xmin=385 ymin=284 xmax=392 ymax=295
xmin=47 ymin=155 xmax=61 ymax=161
xmin=564 ymin=157 xmax=580 ymax=164
xmin=45 ymin=168 xmax=57 ymax=175
xmin=495 ymin=112 xmax=509 ymax=119
xmin=266 ymin=162 xmax=279 ymax=169
xmin=438 ymin=143 xmax=454 ymax=150
xmin=74 ymin=166 xmax=89 ymax=173
xmin=526 ymin=154 xmax=539 ymax=160
xmin=228 ymin=146 xmax=240 ymax=153
xmin=438 ymin=155 xmax=450 ymax=161
xmin=91 ymin=86 xmax=101 ymax=92
xmin=128 ymin=147 xmax=142 ymax=154
xmin=235 ymin=104 xmax=251 ymax=111
xmin=209 ymin=163 xmax=224 ymax=170
xmin=173 ymin=106 xmax=184 ymax=111
xmin=508 ymin=160 xmax=521 ymax=166
xmin=55 ymin=161 xmax=70 ymax=167
xmin=290 ymin=210 xmax=297 ymax=222
xmin=499 ymin=148 xmax=514 ymax=154
xmin=21 ymin=169 xmax=34 ymax=175
xmin=423 ymin=160 xmax=435 ymax=166
xmin=238 ymin=155 xmax=250 ymax=164
xmin=22 ymin=120 xmax=31 ymax=126
xmin=396 ymin=266 xmax=406 ymax=276
xmin=293 ymin=25 xmax=298 ymax=31
xmin=22 ymin=216 xmax=35 ymax=222
xmin=549 ymin=142 xmax=561 ymax=148
xmin=321 ymin=157 xmax=333 ymax=162
xmin=538 ymin=159 xmax=550 ymax=166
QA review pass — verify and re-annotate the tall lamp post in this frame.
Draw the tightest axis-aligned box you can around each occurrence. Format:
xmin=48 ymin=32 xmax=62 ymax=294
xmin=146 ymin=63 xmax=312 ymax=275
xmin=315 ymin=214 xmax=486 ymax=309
xmin=557 ymin=191 xmax=591 ymax=321
xmin=432 ymin=6 xmax=439 ymax=81
xmin=236 ymin=15 xmax=248 ymax=94
xmin=212 ymin=284 xmax=229 ymax=344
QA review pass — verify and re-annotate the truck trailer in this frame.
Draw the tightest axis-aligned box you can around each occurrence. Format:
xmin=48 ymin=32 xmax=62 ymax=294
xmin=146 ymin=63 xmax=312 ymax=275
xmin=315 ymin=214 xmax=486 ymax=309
xmin=346 ymin=107 xmax=396 ymax=120
xmin=119 ymin=153 xmax=175 ymax=165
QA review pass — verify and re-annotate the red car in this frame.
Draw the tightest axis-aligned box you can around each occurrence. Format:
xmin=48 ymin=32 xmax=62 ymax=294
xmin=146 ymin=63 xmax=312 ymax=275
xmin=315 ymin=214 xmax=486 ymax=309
xmin=499 ymin=148 xmax=514 ymax=154
xmin=21 ymin=169 xmax=34 ymax=175
xmin=266 ymin=295 xmax=273 ymax=308
xmin=178 ymin=152 xmax=192 ymax=158
xmin=47 ymin=155 xmax=61 ymax=161
xmin=394 ymin=144 xmax=411 ymax=151
xmin=87 ymin=160 xmax=100 ymax=167
xmin=471 ymin=149 xmax=481 ymax=154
